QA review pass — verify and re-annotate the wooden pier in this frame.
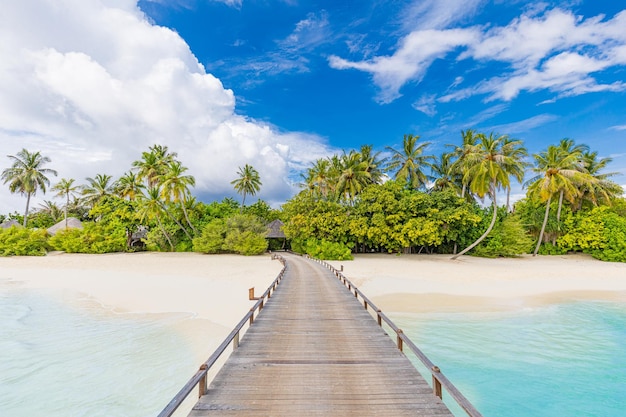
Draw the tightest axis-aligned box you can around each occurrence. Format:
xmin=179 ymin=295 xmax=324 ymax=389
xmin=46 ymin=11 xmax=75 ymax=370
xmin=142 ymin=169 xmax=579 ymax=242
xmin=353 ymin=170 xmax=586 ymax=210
xmin=159 ymin=253 xmax=482 ymax=417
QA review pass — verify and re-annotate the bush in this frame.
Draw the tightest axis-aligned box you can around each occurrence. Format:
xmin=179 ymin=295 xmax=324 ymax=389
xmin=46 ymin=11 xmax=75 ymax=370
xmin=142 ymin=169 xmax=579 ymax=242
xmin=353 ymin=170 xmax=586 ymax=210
xmin=49 ymin=222 xmax=126 ymax=253
xmin=0 ymin=227 xmax=49 ymax=256
xmin=193 ymin=219 xmax=227 ymax=254
xmin=299 ymin=238 xmax=353 ymax=260
xmin=473 ymin=215 xmax=533 ymax=257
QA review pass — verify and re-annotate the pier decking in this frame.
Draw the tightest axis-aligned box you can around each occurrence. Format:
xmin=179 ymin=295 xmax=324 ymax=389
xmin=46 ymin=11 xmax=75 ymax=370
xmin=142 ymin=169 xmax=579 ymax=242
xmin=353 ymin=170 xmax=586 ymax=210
xmin=188 ymin=253 xmax=454 ymax=416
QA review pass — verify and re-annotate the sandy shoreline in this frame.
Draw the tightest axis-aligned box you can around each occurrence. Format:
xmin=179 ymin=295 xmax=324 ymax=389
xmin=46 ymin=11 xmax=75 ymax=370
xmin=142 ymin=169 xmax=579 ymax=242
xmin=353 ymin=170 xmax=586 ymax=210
xmin=2 ymin=251 xmax=625 ymax=359
xmin=327 ymin=253 xmax=626 ymax=313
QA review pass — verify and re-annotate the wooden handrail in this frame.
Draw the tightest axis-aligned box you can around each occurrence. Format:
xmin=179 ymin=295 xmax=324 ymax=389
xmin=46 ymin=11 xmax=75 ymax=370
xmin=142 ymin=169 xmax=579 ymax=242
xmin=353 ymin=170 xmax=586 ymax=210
xmin=157 ymin=254 xmax=287 ymax=417
xmin=307 ymin=255 xmax=483 ymax=417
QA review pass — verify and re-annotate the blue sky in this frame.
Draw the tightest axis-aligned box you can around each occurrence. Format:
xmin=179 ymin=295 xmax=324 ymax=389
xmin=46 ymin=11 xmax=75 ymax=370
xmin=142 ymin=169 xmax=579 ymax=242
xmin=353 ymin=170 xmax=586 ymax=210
xmin=1 ymin=0 xmax=626 ymax=213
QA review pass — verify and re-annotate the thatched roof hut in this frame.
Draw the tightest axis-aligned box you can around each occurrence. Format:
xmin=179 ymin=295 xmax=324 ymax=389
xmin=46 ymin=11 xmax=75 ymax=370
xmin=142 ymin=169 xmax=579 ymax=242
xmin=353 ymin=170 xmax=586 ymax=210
xmin=266 ymin=219 xmax=286 ymax=239
xmin=47 ymin=217 xmax=84 ymax=236
xmin=0 ymin=219 xmax=22 ymax=229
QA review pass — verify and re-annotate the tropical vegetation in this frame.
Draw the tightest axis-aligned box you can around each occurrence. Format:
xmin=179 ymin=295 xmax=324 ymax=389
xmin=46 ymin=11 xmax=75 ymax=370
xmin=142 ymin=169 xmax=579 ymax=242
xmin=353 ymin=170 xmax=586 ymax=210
xmin=1 ymin=133 xmax=624 ymax=261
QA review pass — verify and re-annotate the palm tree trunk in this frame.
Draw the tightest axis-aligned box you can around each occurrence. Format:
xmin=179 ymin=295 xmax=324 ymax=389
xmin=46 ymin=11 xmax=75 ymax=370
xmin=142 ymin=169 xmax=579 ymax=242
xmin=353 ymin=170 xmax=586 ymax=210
xmin=65 ymin=193 xmax=69 ymax=229
xmin=451 ymin=188 xmax=498 ymax=260
xmin=240 ymin=192 xmax=247 ymax=213
xmin=158 ymin=201 xmax=192 ymax=240
xmin=533 ymin=196 xmax=552 ymax=256
xmin=533 ymin=195 xmax=552 ymax=256
xmin=181 ymin=201 xmax=198 ymax=233
xmin=156 ymin=216 xmax=174 ymax=251
xmin=506 ymin=187 xmax=511 ymax=212
xmin=23 ymin=192 xmax=32 ymax=227
xmin=556 ymin=190 xmax=564 ymax=222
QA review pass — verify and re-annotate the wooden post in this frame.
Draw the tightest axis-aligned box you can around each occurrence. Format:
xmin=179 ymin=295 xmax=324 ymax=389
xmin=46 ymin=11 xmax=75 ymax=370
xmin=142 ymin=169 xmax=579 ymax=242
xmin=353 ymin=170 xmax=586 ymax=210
xmin=396 ymin=329 xmax=403 ymax=351
xmin=340 ymin=265 xmax=344 ymax=272
xmin=249 ymin=308 xmax=255 ymax=325
xmin=233 ymin=331 xmax=240 ymax=350
xmin=377 ymin=309 xmax=382 ymax=326
xmin=249 ymin=287 xmax=258 ymax=300
xmin=260 ymin=299 xmax=264 ymax=310
xmin=364 ymin=300 xmax=368 ymax=310
xmin=198 ymin=364 xmax=208 ymax=398
xmin=432 ymin=366 xmax=442 ymax=399
xmin=354 ymin=289 xmax=358 ymax=298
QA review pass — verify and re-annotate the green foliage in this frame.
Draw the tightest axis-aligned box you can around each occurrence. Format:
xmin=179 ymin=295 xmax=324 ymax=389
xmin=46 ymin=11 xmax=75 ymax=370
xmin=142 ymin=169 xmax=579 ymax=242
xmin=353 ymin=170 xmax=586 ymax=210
xmin=193 ymin=214 xmax=268 ymax=256
xmin=49 ymin=221 xmax=126 ymax=253
xmin=0 ymin=227 xmax=49 ymax=256
xmin=473 ymin=214 xmax=533 ymax=257
xmin=296 ymin=238 xmax=353 ymax=260
xmin=193 ymin=219 xmax=227 ymax=253
xmin=243 ymin=200 xmax=280 ymax=223
xmin=538 ymin=242 xmax=568 ymax=255
xmin=558 ymin=206 xmax=626 ymax=262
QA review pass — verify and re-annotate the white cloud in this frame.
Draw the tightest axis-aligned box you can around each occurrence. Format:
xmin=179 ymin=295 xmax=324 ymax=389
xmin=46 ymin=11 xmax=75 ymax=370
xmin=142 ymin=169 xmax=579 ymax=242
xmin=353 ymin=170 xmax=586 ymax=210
xmin=329 ymin=28 xmax=479 ymax=103
xmin=486 ymin=114 xmax=558 ymax=134
xmin=412 ymin=95 xmax=437 ymax=116
xmin=331 ymin=7 xmax=626 ymax=105
xmin=401 ymin=0 xmax=486 ymax=31
xmin=0 ymin=0 xmax=331 ymax=214
xmin=610 ymin=125 xmax=626 ymax=131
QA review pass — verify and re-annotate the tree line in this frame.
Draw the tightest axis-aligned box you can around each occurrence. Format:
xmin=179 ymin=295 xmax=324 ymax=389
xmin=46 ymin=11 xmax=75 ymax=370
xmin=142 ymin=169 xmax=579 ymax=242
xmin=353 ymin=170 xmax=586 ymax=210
xmin=1 ymin=131 xmax=624 ymax=261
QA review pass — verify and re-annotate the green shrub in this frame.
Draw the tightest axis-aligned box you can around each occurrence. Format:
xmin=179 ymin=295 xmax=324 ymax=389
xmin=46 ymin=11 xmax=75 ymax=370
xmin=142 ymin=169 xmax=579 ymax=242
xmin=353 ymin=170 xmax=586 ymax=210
xmin=193 ymin=219 xmax=227 ymax=253
xmin=473 ymin=215 xmax=533 ymax=257
xmin=302 ymin=238 xmax=353 ymax=260
xmin=224 ymin=230 xmax=268 ymax=255
xmin=0 ymin=227 xmax=49 ymax=256
xmin=49 ymin=222 xmax=126 ymax=253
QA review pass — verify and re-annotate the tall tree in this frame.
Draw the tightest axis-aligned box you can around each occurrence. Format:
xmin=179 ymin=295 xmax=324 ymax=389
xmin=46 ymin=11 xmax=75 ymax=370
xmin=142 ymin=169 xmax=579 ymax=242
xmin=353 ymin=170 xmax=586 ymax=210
xmin=451 ymin=133 xmax=516 ymax=260
xmin=449 ymin=129 xmax=479 ymax=200
xmin=160 ymin=161 xmax=197 ymax=233
xmin=137 ymin=186 xmax=174 ymax=251
xmin=231 ymin=164 xmax=262 ymax=210
xmin=525 ymin=145 xmax=590 ymax=256
xmin=132 ymin=144 xmax=177 ymax=187
xmin=1 ymin=149 xmax=57 ymax=226
xmin=386 ymin=134 xmax=434 ymax=190
xmin=52 ymin=178 xmax=79 ymax=228
xmin=82 ymin=174 xmax=114 ymax=208
xmin=430 ymin=152 xmax=463 ymax=194
xmin=554 ymin=138 xmax=588 ymax=221
xmin=577 ymin=151 xmax=623 ymax=209
xmin=501 ymin=137 xmax=529 ymax=211
xmin=115 ymin=171 xmax=143 ymax=201
xmin=336 ymin=150 xmax=372 ymax=203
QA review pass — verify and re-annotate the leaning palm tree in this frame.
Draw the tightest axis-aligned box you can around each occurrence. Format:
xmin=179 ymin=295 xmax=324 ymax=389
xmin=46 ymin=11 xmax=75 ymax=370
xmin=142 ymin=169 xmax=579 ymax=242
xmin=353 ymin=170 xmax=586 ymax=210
xmin=1 ymin=149 xmax=58 ymax=226
xmin=451 ymin=133 xmax=516 ymax=260
xmin=52 ymin=178 xmax=79 ymax=229
xmin=386 ymin=134 xmax=434 ymax=190
xmin=525 ymin=145 xmax=590 ymax=256
xmin=231 ymin=164 xmax=262 ymax=210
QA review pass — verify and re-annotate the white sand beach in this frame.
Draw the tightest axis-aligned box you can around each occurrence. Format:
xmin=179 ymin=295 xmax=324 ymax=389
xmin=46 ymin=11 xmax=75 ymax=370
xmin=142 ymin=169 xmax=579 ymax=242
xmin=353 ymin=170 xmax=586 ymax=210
xmin=327 ymin=253 xmax=626 ymax=313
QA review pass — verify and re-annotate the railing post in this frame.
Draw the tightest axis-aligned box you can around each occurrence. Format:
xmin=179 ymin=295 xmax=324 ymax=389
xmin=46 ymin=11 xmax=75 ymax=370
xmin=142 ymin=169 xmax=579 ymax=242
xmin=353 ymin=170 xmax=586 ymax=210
xmin=432 ymin=366 xmax=442 ymax=399
xmin=377 ymin=309 xmax=382 ymax=326
xmin=396 ymin=329 xmax=404 ymax=351
xmin=364 ymin=300 xmax=368 ymax=310
xmin=233 ymin=331 xmax=240 ymax=350
xmin=249 ymin=308 xmax=255 ymax=325
xmin=198 ymin=364 xmax=208 ymax=398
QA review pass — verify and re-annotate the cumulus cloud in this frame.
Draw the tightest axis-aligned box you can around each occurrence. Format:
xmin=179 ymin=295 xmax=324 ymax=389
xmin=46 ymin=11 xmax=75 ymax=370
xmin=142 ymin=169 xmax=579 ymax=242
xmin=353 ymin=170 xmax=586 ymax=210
xmin=0 ymin=0 xmax=331 ymax=214
xmin=330 ymin=7 xmax=626 ymax=105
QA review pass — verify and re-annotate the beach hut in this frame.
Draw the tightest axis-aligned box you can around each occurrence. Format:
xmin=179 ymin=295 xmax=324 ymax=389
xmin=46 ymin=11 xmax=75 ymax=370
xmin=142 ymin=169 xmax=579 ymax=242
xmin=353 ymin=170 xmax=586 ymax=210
xmin=0 ymin=219 xmax=22 ymax=229
xmin=266 ymin=219 xmax=287 ymax=250
xmin=47 ymin=217 xmax=84 ymax=236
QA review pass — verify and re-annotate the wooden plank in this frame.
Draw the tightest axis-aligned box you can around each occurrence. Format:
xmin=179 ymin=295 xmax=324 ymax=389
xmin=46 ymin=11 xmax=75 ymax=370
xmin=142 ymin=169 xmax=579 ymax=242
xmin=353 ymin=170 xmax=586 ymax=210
xmin=186 ymin=253 xmax=454 ymax=417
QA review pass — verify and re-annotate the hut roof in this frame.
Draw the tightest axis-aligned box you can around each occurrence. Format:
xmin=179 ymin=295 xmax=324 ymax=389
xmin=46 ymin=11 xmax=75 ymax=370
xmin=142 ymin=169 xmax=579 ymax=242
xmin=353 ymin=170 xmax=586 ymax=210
xmin=0 ymin=219 xmax=22 ymax=229
xmin=266 ymin=219 xmax=286 ymax=239
xmin=47 ymin=217 xmax=84 ymax=235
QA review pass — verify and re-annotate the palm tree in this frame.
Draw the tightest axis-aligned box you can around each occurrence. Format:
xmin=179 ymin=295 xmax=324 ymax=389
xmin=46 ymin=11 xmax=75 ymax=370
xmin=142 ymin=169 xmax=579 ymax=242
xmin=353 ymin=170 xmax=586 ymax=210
xmin=358 ymin=144 xmax=386 ymax=185
xmin=554 ymin=139 xmax=589 ymax=221
xmin=37 ymin=200 xmax=62 ymax=223
xmin=577 ymin=151 xmax=623 ymax=209
xmin=132 ymin=144 xmax=177 ymax=187
xmin=52 ymin=178 xmax=79 ymax=228
xmin=115 ymin=171 xmax=143 ymax=201
xmin=501 ymin=137 xmax=529 ymax=211
xmin=306 ymin=158 xmax=332 ymax=199
xmin=449 ymin=129 xmax=479 ymax=200
xmin=451 ymin=133 xmax=517 ymax=260
xmin=81 ymin=174 xmax=114 ymax=208
xmin=386 ymin=134 xmax=434 ymax=190
xmin=430 ymin=152 xmax=462 ymax=194
xmin=231 ymin=164 xmax=262 ymax=210
xmin=1 ymin=149 xmax=58 ymax=226
xmin=137 ymin=186 xmax=174 ymax=251
xmin=336 ymin=151 xmax=372 ymax=203
xmin=160 ymin=161 xmax=197 ymax=233
xmin=525 ymin=145 xmax=590 ymax=256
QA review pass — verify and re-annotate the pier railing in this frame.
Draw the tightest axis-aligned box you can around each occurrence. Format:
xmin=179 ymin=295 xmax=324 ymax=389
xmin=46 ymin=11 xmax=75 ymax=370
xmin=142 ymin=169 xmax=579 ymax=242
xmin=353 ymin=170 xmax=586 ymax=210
xmin=156 ymin=254 xmax=287 ymax=417
xmin=306 ymin=255 xmax=484 ymax=417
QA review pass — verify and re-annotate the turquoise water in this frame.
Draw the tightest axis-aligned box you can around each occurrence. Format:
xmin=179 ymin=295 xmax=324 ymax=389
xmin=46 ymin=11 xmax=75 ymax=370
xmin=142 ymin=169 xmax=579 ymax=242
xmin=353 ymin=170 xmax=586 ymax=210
xmin=391 ymin=302 xmax=626 ymax=417
xmin=0 ymin=288 xmax=198 ymax=417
